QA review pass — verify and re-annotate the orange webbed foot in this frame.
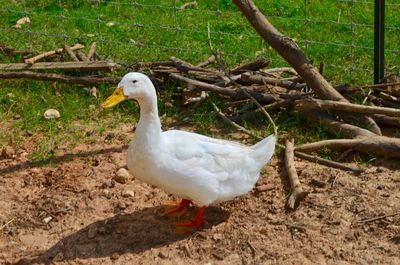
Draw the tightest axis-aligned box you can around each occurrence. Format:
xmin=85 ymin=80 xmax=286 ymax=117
xmin=175 ymin=206 xmax=206 ymax=235
xmin=163 ymin=199 xmax=192 ymax=217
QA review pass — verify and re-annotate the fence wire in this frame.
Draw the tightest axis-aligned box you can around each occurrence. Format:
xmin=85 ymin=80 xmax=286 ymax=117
xmin=0 ymin=0 xmax=399 ymax=84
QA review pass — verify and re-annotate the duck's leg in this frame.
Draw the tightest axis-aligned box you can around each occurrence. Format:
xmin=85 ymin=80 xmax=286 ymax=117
xmin=163 ymin=199 xmax=192 ymax=217
xmin=175 ymin=206 xmax=206 ymax=234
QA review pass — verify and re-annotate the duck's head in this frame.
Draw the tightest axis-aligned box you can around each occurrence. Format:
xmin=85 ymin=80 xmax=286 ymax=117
xmin=102 ymin=72 xmax=154 ymax=108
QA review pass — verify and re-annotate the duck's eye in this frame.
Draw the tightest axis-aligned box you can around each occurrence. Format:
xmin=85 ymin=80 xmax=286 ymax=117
xmin=132 ymin=80 xmax=137 ymax=84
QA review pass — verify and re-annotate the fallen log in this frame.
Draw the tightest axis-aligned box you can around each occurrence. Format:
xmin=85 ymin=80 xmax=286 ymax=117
xmin=0 ymin=71 xmax=120 ymax=86
xmin=233 ymin=0 xmax=381 ymax=135
xmin=294 ymin=98 xmax=400 ymax=117
xmin=0 ymin=61 xmax=118 ymax=72
xmin=25 ymin=43 xmax=84 ymax=64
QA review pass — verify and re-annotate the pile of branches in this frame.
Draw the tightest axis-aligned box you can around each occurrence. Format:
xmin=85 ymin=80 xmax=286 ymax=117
xmin=149 ymin=0 xmax=400 ymax=208
xmin=0 ymin=42 xmax=120 ymax=86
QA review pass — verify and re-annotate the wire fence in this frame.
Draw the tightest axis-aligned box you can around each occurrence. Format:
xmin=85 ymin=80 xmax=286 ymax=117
xmin=0 ymin=0 xmax=399 ymax=85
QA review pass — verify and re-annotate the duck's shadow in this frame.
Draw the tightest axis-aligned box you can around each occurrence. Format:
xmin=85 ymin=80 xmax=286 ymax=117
xmin=15 ymin=206 xmax=229 ymax=265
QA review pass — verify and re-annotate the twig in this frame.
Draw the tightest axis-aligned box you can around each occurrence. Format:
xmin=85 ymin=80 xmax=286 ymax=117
xmin=294 ymin=151 xmax=363 ymax=174
xmin=295 ymin=98 xmax=400 ymax=116
xmin=63 ymin=44 xmax=79 ymax=62
xmin=207 ymin=23 xmax=277 ymax=137
xmin=285 ymin=139 xmax=308 ymax=209
xmin=211 ymin=102 xmax=263 ymax=141
xmin=0 ymin=61 xmax=118 ymax=71
xmin=231 ymin=99 xmax=292 ymax=122
xmin=0 ymin=218 xmax=14 ymax=231
xmin=358 ymin=212 xmax=400 ymax=224
xmin=25 ymin=43 xmax=84 ymax=64
xmin=87 ymin=42 xmax=97 ymax=60
xmin=0 ymin=44 xmax=32 ymax=56
xmin=231 ymin=58 xmax=270 ymax=74
xmin=241 ymin=72 xmax=305 ymax=90
xmin=0 ymin=71 xmax=120 ymax=86
xmin=76 ymin=50 xmax=89 ymax=61
xmin=195 ymin=55 xmax=215 ymax=68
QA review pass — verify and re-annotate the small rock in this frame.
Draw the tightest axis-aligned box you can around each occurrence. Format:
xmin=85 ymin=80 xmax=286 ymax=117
xmin=13 ymin=114 xmax=21 ymax=120
xmin=1 ymin=146 xmax=15 ymax=159
xmin=43 ymin=216 xmax=52 ymax=224
xmin=158 ymin=250 xmax=169 ymax=259
xmin=113 ymin=168 xmax=130 ymax=184
xmin=43 ymin=109 xmax=60 ymax=120
xmin=106 ymin=22 xmax=115 ymax=27
xmin=122 ymin=190 xmax=135 ymax=198
xmin=256 ymin=184 xmax=274 ymax=192
xmin=110 ymin=252 xmax=120 ymax=260
xmin=87 ymin=226 xmax=97 ymax=239
xmin=164 ymin=102 xmax=173 ymax=108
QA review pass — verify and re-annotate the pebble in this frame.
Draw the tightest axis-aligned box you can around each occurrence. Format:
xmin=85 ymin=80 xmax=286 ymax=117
xmin=43 ymin=216 xmax=52 ymax=224
xmin=117 ymin=202 xmax=127 ymax=210
xmin=111 ymin=252 xmax=120 ymax=260
xmin=122 ymin=190 xmax=135 ymax=198
xmin=1 ymin=146 xmax=15 ymax=159
xmin=113 ymin=168 xmax=130 ymax=184
xmin=43 ymin=109 xmax=60 ymax=120
xmin=158 ymin=250 xmax=169 ymax=259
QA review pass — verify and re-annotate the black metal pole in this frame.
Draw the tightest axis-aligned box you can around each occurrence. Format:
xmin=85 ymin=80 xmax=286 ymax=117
xmin=374 ymin=0 xmax=385 ymax=84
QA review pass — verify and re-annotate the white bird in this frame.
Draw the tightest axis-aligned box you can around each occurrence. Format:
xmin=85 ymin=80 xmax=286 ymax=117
xmin=102 ymin=72 xmax=276 ymax=233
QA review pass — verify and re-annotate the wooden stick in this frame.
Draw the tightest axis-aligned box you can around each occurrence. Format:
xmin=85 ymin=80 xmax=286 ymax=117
xmin=372 ymin=114 xmax=400 ymax=127
xmin=379 ymin=92 xmax=399 ymax=102
xmin=285 ymin=139 xmax=308 ymax=209
xmin=233 ymin=0 xmax=381 ymax=135
xmin=211 ymin=102 xmax=263 ymax=140
xmin=0 ymin=61 xmax=118 ymax=72
xmin=195 ymin=55 xmax=216 ymax=68
xmin=0 ymin=218 xmax=14 ymax=231
xmin=76 ymin=50 xmax=89 ymax=61
xmin=25 ymin=43 xmax=84 ymax=64
xmin=230 ymin=58 xmax=270 ymax=74
xmin=170 ymin=73 xmax=277 ymax=103
xmin=0 ymin=71 xmax=120 ymax=86
xmin=63 ymin=44 xmax=79 ymax=62
xmin=231 ymin=99 xmax=292 ymax=122
xmin=294 ymin=151 xmax=363 ymax=174
xmin=262 ymin=67 xmax=297 ymax=75
xmin=241 ymin=72 xmax=306 ymax=90
xmin=369 ymin=95 xmax=400 ymax=109
xmin=0 ymin=44 xmax=32 ymax=56
xmin=295 ymin=139 xmax=360 ymax=153
xmin=294 ymin=98 xmax=400 ymax=116
xmin=358 ymin=212 xmax=400 ymax=224
xmin=87 ymin=42 xmax=97 ymax=60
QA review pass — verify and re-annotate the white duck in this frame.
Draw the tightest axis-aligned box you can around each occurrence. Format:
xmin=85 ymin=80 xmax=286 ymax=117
xmin=102 ymin=72 xmax=275 ymax=233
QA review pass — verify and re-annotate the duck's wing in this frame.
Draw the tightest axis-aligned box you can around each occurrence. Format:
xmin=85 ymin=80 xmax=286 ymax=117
xmin=162 ymin=130 xmax=258 ymax=180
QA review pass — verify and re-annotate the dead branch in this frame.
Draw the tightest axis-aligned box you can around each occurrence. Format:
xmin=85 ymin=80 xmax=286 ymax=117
xmin=233 ymin=0 xmax=381 ymax=135
xmin=262 ymin=67 xmax=297 ymax=75
xmin=211 ymin=102 xmax=263 ymax=140
xmin=285 ymin=139 xmax=308 ymax=209
xmin=369 ymin=95 xmax=400 ymax=109
xmin=294 ymin=98 xmax=400 ymax=117
xmin=0 ymin=44 xmax=32 ymax=56
xmin=372 ymin=114 xmax=400 ymax=127
xmin=241 ymin=72 xmax=305 ymax=90
xmin=0 ymin=71 xmax=120 ymax=86
xmin=231 ymin=58 xmax=270 ymax=74
xmin=87 ymin=42 xmax=97 ymax=60
xmin=357 ymin=212 xmax=400 ymax=225
xmin=0 ymin=61 xmax=118 ymax=72
xmin=379 ymin=92 xmax=399 ymax=102
xmin=76 ymin=50 xmax=89 ymax=61
xmin=231 ymin=99 xmax=293 ymax=122
xmin=195 ymin=55 xmax=216 ymax=68
xmin=63 ymin=44 xmax=79 ymax=62
xmin=303 ymin=111 xmax=376 ymax=138
xmin=25 ymin=43 xmax=84 ymax=64
xmin=169 ymin=72 xmax=278 ymax=103
xmin=294 ymin=151 xmax=363 ymax=174
xmin=294 ymin=134 xmax=400 ymax=159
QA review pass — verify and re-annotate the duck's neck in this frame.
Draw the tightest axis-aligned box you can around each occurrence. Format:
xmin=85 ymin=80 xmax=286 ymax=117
xmin=134 ymin=93 xmax=162 ymax=146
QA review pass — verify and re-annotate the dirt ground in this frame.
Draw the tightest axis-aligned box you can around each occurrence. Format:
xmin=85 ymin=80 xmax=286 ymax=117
xmin=1 ymin=123 xmax=400 ymax=265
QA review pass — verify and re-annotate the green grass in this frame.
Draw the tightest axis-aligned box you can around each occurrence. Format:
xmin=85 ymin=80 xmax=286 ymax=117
xmin=0 ymin=1 xmax=398 ymax=162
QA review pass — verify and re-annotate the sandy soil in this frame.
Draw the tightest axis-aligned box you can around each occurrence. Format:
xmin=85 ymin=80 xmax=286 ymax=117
xmin=1 ymin=125 xmax=400 ymax=265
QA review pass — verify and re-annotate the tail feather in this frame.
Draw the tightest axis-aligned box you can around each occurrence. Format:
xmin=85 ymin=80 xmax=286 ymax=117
xmin=252 ymin=134 xmax=276 ymax=168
